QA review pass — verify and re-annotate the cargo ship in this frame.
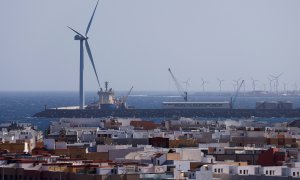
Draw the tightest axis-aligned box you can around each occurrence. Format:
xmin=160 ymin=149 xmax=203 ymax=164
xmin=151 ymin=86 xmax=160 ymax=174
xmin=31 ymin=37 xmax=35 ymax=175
xmin=34 ymin=82 xmax=300 ymax=119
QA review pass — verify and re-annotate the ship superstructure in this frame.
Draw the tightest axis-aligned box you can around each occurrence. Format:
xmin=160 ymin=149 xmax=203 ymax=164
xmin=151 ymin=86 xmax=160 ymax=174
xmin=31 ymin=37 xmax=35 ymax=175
xmin=86 ymin=82 xmax=132 ymax=110
xmin=97 ymin=81 xmax=117 ymax=110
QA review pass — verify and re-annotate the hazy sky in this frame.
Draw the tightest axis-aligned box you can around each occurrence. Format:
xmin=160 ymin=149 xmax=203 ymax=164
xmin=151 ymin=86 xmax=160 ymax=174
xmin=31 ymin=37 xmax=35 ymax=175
xmin=1 ymin=0 xmax=299 ymax=92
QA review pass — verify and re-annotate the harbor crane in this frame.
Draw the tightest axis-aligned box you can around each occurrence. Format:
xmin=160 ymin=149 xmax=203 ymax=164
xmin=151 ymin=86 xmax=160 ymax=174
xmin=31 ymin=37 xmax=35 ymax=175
xmin=168 ymin=68 xmax=188 ymax=101
xmin=119 ymin=86 xmax=133 ymax=109
xmin=230 ymin=80 xmax=244 ymax=109
xmin=123 ymin=86 xmax=133 ymax=104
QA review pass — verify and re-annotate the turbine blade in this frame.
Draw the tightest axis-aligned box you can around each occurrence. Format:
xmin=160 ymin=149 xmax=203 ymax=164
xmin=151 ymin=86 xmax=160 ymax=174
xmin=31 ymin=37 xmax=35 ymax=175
xmin=86 ymin=0 xmax=100 ymax=36
xmin=85 ymin=40 xmax=101 ymax=88
xmin=67 ymin=26 xmax=84 ymax=37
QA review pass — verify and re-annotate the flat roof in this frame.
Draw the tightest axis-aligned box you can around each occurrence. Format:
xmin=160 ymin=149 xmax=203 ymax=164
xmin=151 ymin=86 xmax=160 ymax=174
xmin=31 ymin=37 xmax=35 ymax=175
xmin=162 ymin=101 xmax=230 ymax=104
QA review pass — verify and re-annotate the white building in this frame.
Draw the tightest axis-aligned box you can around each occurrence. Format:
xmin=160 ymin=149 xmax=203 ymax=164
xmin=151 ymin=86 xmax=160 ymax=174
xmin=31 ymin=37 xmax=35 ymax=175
xmin=261 ymin=166 xmax=289 ymax=177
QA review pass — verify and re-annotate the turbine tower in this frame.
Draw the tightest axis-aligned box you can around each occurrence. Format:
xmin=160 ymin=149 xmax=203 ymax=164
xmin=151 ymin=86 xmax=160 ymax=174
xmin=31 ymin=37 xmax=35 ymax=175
xmin=270 ymin=73 xmax=283 ymax=96
xmin=251 ymin=78 xmax=258 ymax=92
xmin=201 ymin=78 xmax=208 ymax=92
xmin=267 ymin=77 xmax=275 ymax=94
xmin=294 ymin=83 xmax=298 ymax=93
xmin=68 ymin=0 xmax=101 ymax=109
xmin=263 ymin=83 xmax=267 ymax=92
xmin=182 ymin=78 xmax=191 ymax=92
xmin=232 ymin=78 xmax=241 ymax=92
xmin=217 ymin=78 xmax=224 ymax=95
xmin=242 ymin=81 xmax=246 ymax=95
xmin=283 ymin=82 xmax=288 ymax=94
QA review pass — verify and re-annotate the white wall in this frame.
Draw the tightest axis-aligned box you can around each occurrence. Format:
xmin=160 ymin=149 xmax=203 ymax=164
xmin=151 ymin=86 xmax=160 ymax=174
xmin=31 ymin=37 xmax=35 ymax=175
xmin=290 ymin=167 xmax=300 ymax=177
xmin=261 ymin=166 xmax=286 ymax=176
xmin=212 ymin=164 xmax=232 ymax=174
xmin=237 ymin=165 xmax=260 ymax=175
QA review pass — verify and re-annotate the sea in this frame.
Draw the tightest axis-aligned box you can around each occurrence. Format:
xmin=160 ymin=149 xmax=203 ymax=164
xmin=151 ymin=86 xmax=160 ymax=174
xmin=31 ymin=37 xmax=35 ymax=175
xmin=0 ymin=91 xmax=300 ymax=131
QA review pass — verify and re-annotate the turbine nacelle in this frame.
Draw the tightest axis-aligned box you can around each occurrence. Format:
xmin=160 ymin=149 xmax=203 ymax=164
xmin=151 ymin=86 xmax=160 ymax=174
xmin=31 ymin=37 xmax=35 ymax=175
xmin=74 ymin=34 xmax=88 ymax=40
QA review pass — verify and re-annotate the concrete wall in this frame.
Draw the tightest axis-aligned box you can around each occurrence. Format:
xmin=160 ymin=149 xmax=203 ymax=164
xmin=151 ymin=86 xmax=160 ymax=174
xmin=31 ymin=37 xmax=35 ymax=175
xmin=180 ymin=148 xmax=203 ymax=161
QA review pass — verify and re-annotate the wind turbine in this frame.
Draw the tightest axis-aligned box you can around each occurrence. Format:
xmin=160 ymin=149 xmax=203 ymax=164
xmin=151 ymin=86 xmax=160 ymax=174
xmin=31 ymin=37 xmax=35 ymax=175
xmin=232 ymin=78 xmax=241 ymax=92
xmin=270 ymin=73 xmax=283 ymax=96
xmin=283 ymin=82 xmax=288 ymax=94
xmin=182 ymin=78 xmax=191 ymax=92
xmin=251 ymin=78 xmax=258 ymax=92
xmin=217 ymin=78 xmax=224 ymax=95
xmin=242 ymin=81 xmax=246 ymax=95
xmin=263 ymin=83 xmax=267 ymax=92
xmin=294 ymin=83 xmax=298 ymax=93
xmin=267 ymin=77 xmax=274 ymax=94
xmin=68 ymin=0 xmax=101 ymax=109
xmin=201 ymin=78 xmax=208 ymax=92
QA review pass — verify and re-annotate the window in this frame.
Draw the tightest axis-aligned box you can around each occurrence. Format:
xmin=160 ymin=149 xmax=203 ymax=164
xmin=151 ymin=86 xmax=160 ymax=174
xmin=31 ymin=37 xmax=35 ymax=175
xmin=214 ymin=169 xmax=217 ymax=173
xmin=244 ymin=170 xmax=246 ymax=174
xmin=293 ymin=172 xmax=296 ymax=176
xmin=240 ymin=170 xmax=242 ymax=174
xmin=266 ymin=170 xmax=268 ymax=175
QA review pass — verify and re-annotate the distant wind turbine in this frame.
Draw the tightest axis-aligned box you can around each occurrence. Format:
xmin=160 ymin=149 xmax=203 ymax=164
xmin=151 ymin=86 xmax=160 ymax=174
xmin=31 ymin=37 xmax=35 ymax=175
xmin=251 ymin=78 xmax=258 ymax=92
xmin=267 ymin=77 xmax=274 ymax=94
xmin=283 ymin=83 xmax=288 ymax=94
xmin=232 ymin=78 xmax=241 ymax=92
xmin=242 ymin=82 xmax=246 ymax=95
xmin=68 ymin=0 xmax=101 ymax=109
xmin=263 ymin=83 xmax=267 ymax=92
xmin=217 ymin=78 xmax=224 ymax=95
xmin=201 ymin=78 xmax=208 ymax=92
xmin=182 ymin=78 xmax=191 ymax=92
xmin=270 ymin=73 xmax=283 ymax=96
xmin=294 ymin=83 xmax=298 ymax=93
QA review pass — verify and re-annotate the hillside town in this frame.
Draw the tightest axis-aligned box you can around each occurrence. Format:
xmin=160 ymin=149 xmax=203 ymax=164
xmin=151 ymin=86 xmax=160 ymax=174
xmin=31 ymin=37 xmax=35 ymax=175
xmin=0 ymin=118 xmax=299 ymax=179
